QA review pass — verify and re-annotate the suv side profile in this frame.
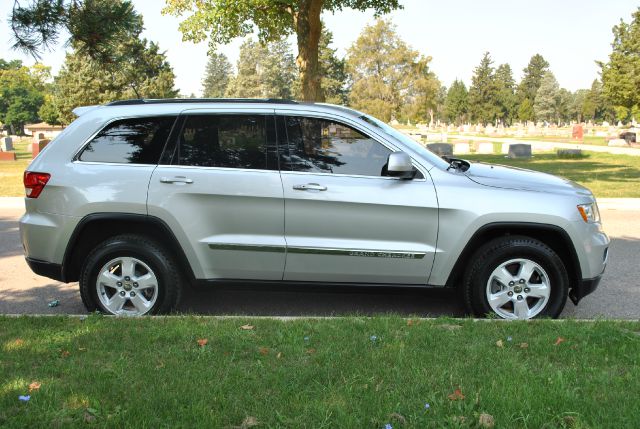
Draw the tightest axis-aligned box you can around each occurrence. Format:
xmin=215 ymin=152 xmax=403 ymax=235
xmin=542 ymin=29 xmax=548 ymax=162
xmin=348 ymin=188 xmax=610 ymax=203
xmin=20 ymin=99 xmax=609 ymax=319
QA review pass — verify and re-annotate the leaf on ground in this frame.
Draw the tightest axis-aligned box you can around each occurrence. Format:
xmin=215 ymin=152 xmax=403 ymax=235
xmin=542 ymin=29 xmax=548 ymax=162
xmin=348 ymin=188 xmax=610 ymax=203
xmin=439 ymin=324 xmax=462 ymax=331
xmin=448 ymin=388 xmax=465 ymax=401
xmin=60 ymin=350 xmax=70 ymax=358
xmin=83 ymin=411 xmax=96 ymax=423
xmin=258 ymin=347 xmax=269 ymax=355
xmin=496 ymin=339 xmax=504 ymax=348
xmin=240 ymin=324 xmax=255 ymax=331
xmin=276 ymin=352 xmax=282 ymax=359
xmin=197 ymin=338 xmax=208 ymax=347
xmin=407 ymin=319 xmax=414 ymax=326
xmin=78 ymin=347 xmax=87 ymax=352
xmin=10 ymin=338 xmax=25 ymax=347
xmin=554 ymin=337 xmax=566 ymax=346
xmin=230 ymin=416 xmax=259 ymax=429
xmin=28 ymin=381 xmax=41 ymax=392
xmin=478 ymin=413 xmax=495 ymax=428
xmin=306 ymin=348 xmax=316 ymax=354
xmin=389 ymin=412 xmax=407 ymax=424
xmin=519 ymin=342 xmax=529 ymax=349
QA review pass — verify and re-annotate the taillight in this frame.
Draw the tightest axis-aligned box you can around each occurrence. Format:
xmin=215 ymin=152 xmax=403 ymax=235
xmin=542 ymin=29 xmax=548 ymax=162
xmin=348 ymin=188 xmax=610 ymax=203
xmin=24 ymin=172 xmax=51 ymax=198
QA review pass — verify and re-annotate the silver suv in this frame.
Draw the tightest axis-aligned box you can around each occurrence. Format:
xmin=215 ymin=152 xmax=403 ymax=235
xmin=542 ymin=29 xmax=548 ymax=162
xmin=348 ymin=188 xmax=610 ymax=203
xmin=20 ymin=99 xmax=609 ymax=319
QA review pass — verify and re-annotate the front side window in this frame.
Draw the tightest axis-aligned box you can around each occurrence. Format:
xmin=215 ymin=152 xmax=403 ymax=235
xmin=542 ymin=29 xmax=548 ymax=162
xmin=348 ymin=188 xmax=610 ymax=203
xmin=177 ymin=115 xmax=277 ymax=170
xmin=79 ymin=116 xmax=176 ymax=164
xmin=279 ymin=116 xmax=392 ymax=176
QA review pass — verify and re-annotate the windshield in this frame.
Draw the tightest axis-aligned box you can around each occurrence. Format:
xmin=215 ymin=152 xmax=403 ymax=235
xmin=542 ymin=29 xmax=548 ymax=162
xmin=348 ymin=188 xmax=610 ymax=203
xmin=358 ymin=114 xmax=450 ymax=169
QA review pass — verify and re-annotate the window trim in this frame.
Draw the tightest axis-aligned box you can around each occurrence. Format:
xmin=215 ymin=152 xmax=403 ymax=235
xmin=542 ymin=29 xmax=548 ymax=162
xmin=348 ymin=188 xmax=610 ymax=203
xmin=73 ymin=115 xmax=179 ymax=165
xmin=275 ymin=112 xmax=427 ymax=181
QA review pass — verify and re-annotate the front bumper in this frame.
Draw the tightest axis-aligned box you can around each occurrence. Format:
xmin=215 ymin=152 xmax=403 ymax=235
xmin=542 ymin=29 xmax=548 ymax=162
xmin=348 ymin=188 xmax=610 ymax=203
xmin=569 ymin=275 xmax=602 ymax=305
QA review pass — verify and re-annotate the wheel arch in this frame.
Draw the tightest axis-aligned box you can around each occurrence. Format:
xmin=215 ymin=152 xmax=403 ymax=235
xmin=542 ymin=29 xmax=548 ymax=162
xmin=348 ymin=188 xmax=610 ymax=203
xmin=62 ymin=213 xmax=196 ymax=285
xmin=446 ymin=222 xmax=582 ymax=303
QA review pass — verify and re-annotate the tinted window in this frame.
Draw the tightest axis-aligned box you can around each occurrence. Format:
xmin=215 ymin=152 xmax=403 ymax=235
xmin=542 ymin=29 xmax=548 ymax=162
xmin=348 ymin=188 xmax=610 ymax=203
xmin=279 ymin=116 xmax=392 ymax=176
xmin=177 ymin=115 xmax=276 ymax=170
xmin=79 ymin=116 xmax=175 ymax=164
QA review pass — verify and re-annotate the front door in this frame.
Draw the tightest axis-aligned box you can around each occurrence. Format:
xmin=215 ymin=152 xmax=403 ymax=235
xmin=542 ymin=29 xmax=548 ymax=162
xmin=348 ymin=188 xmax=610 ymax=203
xmin=147 ymin=111 xmax=285 ymax=280
xmin=276 ymin=113 xmax=439 ymax=284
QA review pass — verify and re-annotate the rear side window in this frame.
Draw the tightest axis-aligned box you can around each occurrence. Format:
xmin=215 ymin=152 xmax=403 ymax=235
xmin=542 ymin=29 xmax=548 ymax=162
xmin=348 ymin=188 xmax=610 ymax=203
xmin=79 ymin=116 xmax=176 ymax=164
xmin=176 ymin=115 xmax=277 ymax=170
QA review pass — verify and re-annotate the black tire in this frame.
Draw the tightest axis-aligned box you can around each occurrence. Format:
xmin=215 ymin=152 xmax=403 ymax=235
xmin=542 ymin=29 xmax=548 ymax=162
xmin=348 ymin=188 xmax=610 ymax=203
xmin=79 ymin=234 xmax=182 ymax=315
xmin=463 ymin=236 xmax=568 ymax=319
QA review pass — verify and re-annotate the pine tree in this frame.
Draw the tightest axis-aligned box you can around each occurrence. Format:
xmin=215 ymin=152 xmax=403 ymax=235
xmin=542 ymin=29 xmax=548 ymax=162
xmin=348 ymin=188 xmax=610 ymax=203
xmin=516 ymin=54 xmax=549 ymax=121
xmin=468 ymin=52 xmax=499 ymax=124
xmin=495 ymin=64 xmax=516 ymax=125
xmin=533 ymin=72 xmax=560 ymax=123
xmin=444 ymin=79 xmax=468 ymax=125
xmin=202 ymin=52 xmax=232 ymax=98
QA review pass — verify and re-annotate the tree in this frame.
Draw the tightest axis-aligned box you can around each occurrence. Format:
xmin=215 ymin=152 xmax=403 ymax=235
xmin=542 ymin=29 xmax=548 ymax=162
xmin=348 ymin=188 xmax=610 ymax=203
xmin=494 ymin=63 xmax=517 ymax=125
xmin=571 ymin=89 xmax=589 ymax=123
xmin=0 ymin=60 xmax=44 ymax=134
xmin=444 ymin=79 xmax=468 ymax=125
xmin=225 ymin=39 xmax=297 ymax=99
xmin=518 ymin=98 xmax=534 ymax=123
xmin=202 ymin=52 xmax=232 ymax=98
xmin=533 ymin=71 xmax=560 ymax=123
xmin=600 ymin=7 xmax=640 ymax=119
xmin=52 ymin=35 xmax=178 ymax=124
xmin=516 ymin=54 xmax=549 ymax=121
xmin=10 ymin=0 xmax=141 ymax=64
xmin=318 ymin=28 xmax=348 ymax=104
xmin=163 ymin=0 xmax=402 ymax=102
xmin=346 ymin=19 xmax=438 ymax=123
xmin=468 ymin=52 xmax=499 ymax=124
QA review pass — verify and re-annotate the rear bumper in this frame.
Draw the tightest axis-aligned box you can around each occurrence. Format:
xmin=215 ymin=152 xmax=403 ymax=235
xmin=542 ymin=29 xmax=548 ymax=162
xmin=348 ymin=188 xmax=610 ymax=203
xmin=25 ymin=257 xmax=65 ymax=282
xmin=569 ymin=275 xmax=602 ymax=305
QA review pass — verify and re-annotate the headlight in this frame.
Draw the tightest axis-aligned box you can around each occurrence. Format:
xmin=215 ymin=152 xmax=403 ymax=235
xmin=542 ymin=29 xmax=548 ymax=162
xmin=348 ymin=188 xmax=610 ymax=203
xmin=577 ymin=203 xmax=600 ymax=223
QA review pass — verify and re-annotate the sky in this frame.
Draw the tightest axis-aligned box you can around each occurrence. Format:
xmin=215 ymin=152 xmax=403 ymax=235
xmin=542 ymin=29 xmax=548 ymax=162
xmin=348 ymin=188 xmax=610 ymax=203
xmin=0 ymin=0 xmax=637 ymax=96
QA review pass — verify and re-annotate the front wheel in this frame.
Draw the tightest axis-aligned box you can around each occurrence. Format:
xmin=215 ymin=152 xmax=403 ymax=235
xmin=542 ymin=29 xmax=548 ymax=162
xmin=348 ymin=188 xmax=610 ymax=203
xmin=79 ymin=234 xmax=183 ymax=316
xmin=463 ymin=236 xmax=568 ymax=319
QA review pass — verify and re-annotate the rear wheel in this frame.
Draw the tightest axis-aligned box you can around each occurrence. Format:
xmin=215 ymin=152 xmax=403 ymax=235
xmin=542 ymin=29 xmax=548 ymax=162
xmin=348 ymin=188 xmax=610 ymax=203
xmin=463 ymin=236 xmax=568 ymax=319
xmin=80 ymin=234 xmax=182 ymax=315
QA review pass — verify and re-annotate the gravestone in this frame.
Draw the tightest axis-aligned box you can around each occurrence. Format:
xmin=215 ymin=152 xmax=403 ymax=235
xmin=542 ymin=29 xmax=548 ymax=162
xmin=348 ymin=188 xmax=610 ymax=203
xmin=477 ymin=142 xmax=494 ymax=154
xmin=507 ymin=144 xmax=532 ymax=159
xmin=427 ymin=143 xmax=453 ymax=157
xmin=1 ymin=137 xmax=13 ymax=151
xmin=608 ymin=138 xmax=628 ymax=147
xmin=454 ymin=142 xmax=470 ymax=154
xmin=501 ymin=143 xmax=510 ymax=154
xmin=572 ymin=124 xmax=584 ymax=140
xmin=32 ymin=139 xmax=51 ymax=157
xmin=557 ymin=149 xmax=582 ymax=158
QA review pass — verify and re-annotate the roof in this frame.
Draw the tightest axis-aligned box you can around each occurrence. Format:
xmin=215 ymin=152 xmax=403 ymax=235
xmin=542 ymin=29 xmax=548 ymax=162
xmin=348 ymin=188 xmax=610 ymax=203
xmin=107 ymin=98 xmax=299 ymax=106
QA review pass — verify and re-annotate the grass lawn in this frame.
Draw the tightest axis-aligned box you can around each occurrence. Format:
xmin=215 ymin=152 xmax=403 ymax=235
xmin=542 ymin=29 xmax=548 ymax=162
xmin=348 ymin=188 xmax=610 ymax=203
xmin=463 ymin=152 xmax=640 ymax=198
xmin=1 ymin=316 xmax=639 ymax=428
xmin=0 ymin=139 xmax=31 ymax=197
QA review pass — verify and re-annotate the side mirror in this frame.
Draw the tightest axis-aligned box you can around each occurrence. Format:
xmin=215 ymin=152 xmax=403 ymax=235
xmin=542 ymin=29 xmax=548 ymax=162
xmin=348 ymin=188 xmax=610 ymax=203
xmin=387 ymin=152 xmax=415 ymax=179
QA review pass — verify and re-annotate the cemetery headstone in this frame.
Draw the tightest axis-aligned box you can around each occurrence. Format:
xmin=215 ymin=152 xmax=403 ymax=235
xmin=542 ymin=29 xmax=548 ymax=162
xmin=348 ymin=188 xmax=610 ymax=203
xmin=454 ymin=142 xmax=470 ymax=154
xmin=1 ymin=137 xmax=13 ymax=152
xmin=477 ymin=142 xmax=494 ymax=154
xmin=507 ymin=144 xmax=532 ymax=159
xmin=571 ymin=124 xmax=584 ymax=140
xmin=427 ymin=143 xmax=453 ymax=157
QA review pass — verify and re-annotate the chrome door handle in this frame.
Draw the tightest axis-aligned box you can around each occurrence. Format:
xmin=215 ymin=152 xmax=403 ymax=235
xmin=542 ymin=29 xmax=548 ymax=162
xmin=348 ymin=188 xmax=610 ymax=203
xmin=160 ymin=176 xmax=193 ymax=184
xmin=293 ymin=183 xmax=327 ymax=191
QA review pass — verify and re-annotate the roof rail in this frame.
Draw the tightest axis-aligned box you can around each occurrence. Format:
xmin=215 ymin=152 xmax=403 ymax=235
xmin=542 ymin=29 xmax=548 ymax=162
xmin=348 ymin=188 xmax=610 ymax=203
xmin=106 ymin=98 xmax=299 ymax=106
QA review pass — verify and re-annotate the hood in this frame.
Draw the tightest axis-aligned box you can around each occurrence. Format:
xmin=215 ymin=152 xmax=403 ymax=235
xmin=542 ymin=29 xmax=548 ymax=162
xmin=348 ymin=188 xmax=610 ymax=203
xmin=464 ymin=162 xmax=592 ymax=196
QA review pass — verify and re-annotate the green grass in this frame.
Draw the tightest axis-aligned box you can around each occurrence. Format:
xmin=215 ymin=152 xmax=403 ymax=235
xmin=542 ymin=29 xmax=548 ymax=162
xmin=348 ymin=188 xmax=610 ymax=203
xmin=0 ymin=139 xmax=31 ymax=197
xmin=464 ymin=152 xmax=640 ymax=198
xmin=1 ymin=316 xmax=639 ymax=428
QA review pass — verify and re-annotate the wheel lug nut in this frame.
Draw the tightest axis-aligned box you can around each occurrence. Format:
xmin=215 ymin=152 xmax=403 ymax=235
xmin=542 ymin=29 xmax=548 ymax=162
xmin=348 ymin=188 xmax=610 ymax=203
xmin=508 ymin=281 xmax=515 ymax=286
xmin=517 ymin=295 xmax=523 ymax=301
xmin=519 ymin=279 xmax=525 ymax=284
xmin=117 ymin=281 xmax=122 ymax=287
xmin=119 ymin=291 xmax=126 ymax=296
xmin=130 ymin=291 xmax=136 ymax=297
xmin=133 ymin=282 xmax=138 ymax=288
xmin=524 ymin=288 xmax=530 ymax=293
xmin=507 ymin=291 xmax=513 ymax=297
xmin=124 ymin=276 xmax=131 ymax=281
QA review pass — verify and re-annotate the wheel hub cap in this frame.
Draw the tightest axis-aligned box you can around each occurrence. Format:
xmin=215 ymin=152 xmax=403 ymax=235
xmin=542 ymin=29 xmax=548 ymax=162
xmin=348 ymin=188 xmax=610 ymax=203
xmin=96 ymin=256 xmax=158 ymax=316
xmin=485 ymin=258 xmax=551 ymax=320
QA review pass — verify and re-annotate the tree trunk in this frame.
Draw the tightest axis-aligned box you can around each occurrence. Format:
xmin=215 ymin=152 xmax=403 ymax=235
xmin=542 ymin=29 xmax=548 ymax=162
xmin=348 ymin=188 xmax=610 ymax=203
xmin=295 ymin=0 xmax=324 ymax=102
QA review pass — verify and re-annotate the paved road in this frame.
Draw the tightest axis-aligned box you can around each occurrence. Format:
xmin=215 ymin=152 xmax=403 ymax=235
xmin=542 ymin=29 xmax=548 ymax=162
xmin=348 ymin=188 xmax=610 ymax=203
xmin=1 ymin=200 xmax=638 ymax=318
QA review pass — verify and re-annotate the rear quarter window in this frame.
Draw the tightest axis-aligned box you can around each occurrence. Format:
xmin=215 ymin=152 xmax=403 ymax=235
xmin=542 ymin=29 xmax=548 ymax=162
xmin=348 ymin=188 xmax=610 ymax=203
xmin=78 ymin=116 xmax=176 ymax=164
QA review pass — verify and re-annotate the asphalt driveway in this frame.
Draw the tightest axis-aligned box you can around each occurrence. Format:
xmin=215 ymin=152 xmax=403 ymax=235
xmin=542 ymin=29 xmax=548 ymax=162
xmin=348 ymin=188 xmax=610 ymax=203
xmin=1 ymin=199 xmax=638 ymax=318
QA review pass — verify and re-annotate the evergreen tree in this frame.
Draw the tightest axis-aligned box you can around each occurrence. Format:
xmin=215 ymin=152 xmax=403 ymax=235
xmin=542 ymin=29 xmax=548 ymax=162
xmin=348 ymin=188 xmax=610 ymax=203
xmin=468 ymin=52 xmax=499 ymax=124
xmin=516 ymin=54 xmax=549 ymax=121
xmin=318 ymin=29 xmax=348 ymax=105
xmin=202 ymin=52 xmax=232 ymax=98
xmin=495 ymin=63 xmax=517 ymax=125
xmin=533 ymin=71 xmax=560 ymax=123
xmin=444 ymin=79 xmax=468 ymax=125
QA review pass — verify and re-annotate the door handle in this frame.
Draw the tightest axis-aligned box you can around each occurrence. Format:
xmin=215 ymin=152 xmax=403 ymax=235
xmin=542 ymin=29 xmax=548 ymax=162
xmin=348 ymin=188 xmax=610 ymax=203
xmin=160 ymin=176 xmax=193 ymax=184
xmin=293 ymin=183 xmax=327 ymax=191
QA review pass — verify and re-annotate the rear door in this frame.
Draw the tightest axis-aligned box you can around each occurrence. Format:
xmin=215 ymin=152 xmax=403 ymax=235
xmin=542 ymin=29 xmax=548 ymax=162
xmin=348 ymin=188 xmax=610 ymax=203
xmin=147 ymin=109 xmax=285 ymax=280
xmin=276 ymin=112 xmax=439 ymax=284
